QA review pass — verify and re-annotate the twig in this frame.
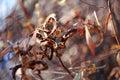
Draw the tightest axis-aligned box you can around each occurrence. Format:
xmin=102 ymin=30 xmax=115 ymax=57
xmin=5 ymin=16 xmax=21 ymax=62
xmin=57 ymin=56 xmax=74 ymax=78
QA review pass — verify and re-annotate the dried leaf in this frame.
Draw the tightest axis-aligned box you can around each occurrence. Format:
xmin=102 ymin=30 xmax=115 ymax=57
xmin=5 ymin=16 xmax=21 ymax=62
xmin=29 ymin=29 xmax=38 ymax=46
xmin=31 ymin=46 xmax=37 ymax=60
xmin=23 ymin=38 xmax=27 ymax=51
xmin=89 ymin=26 xmax=103 ymax=47
xmin=107 ymin=0 xmax=120 ymax=45
xmin=85 ymin=25 xmax=95 ymax=57
xmin=105 ymin=12 xmax=111 ymax=33
xmin=106 ymin=12 xmax=119 ymax=44
xmin=116 ymin=52 xmax=120 ymax=66
xmin=94 ymin=11 xmax=101 ymax=26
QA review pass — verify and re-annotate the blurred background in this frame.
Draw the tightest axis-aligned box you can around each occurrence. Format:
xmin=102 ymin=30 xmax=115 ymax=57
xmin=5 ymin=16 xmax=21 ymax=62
xmin=0 ymin=0 xmax=120 ymax=80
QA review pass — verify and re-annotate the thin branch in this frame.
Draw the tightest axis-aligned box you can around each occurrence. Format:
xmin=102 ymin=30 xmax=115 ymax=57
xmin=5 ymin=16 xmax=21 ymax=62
xmin=56 ymin=54 xmax=74 ymax=78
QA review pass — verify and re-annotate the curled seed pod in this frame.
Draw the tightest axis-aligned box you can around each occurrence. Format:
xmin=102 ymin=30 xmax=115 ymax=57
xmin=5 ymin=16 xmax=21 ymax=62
xmin=43 ymin=13 xmax=57 ymax=36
